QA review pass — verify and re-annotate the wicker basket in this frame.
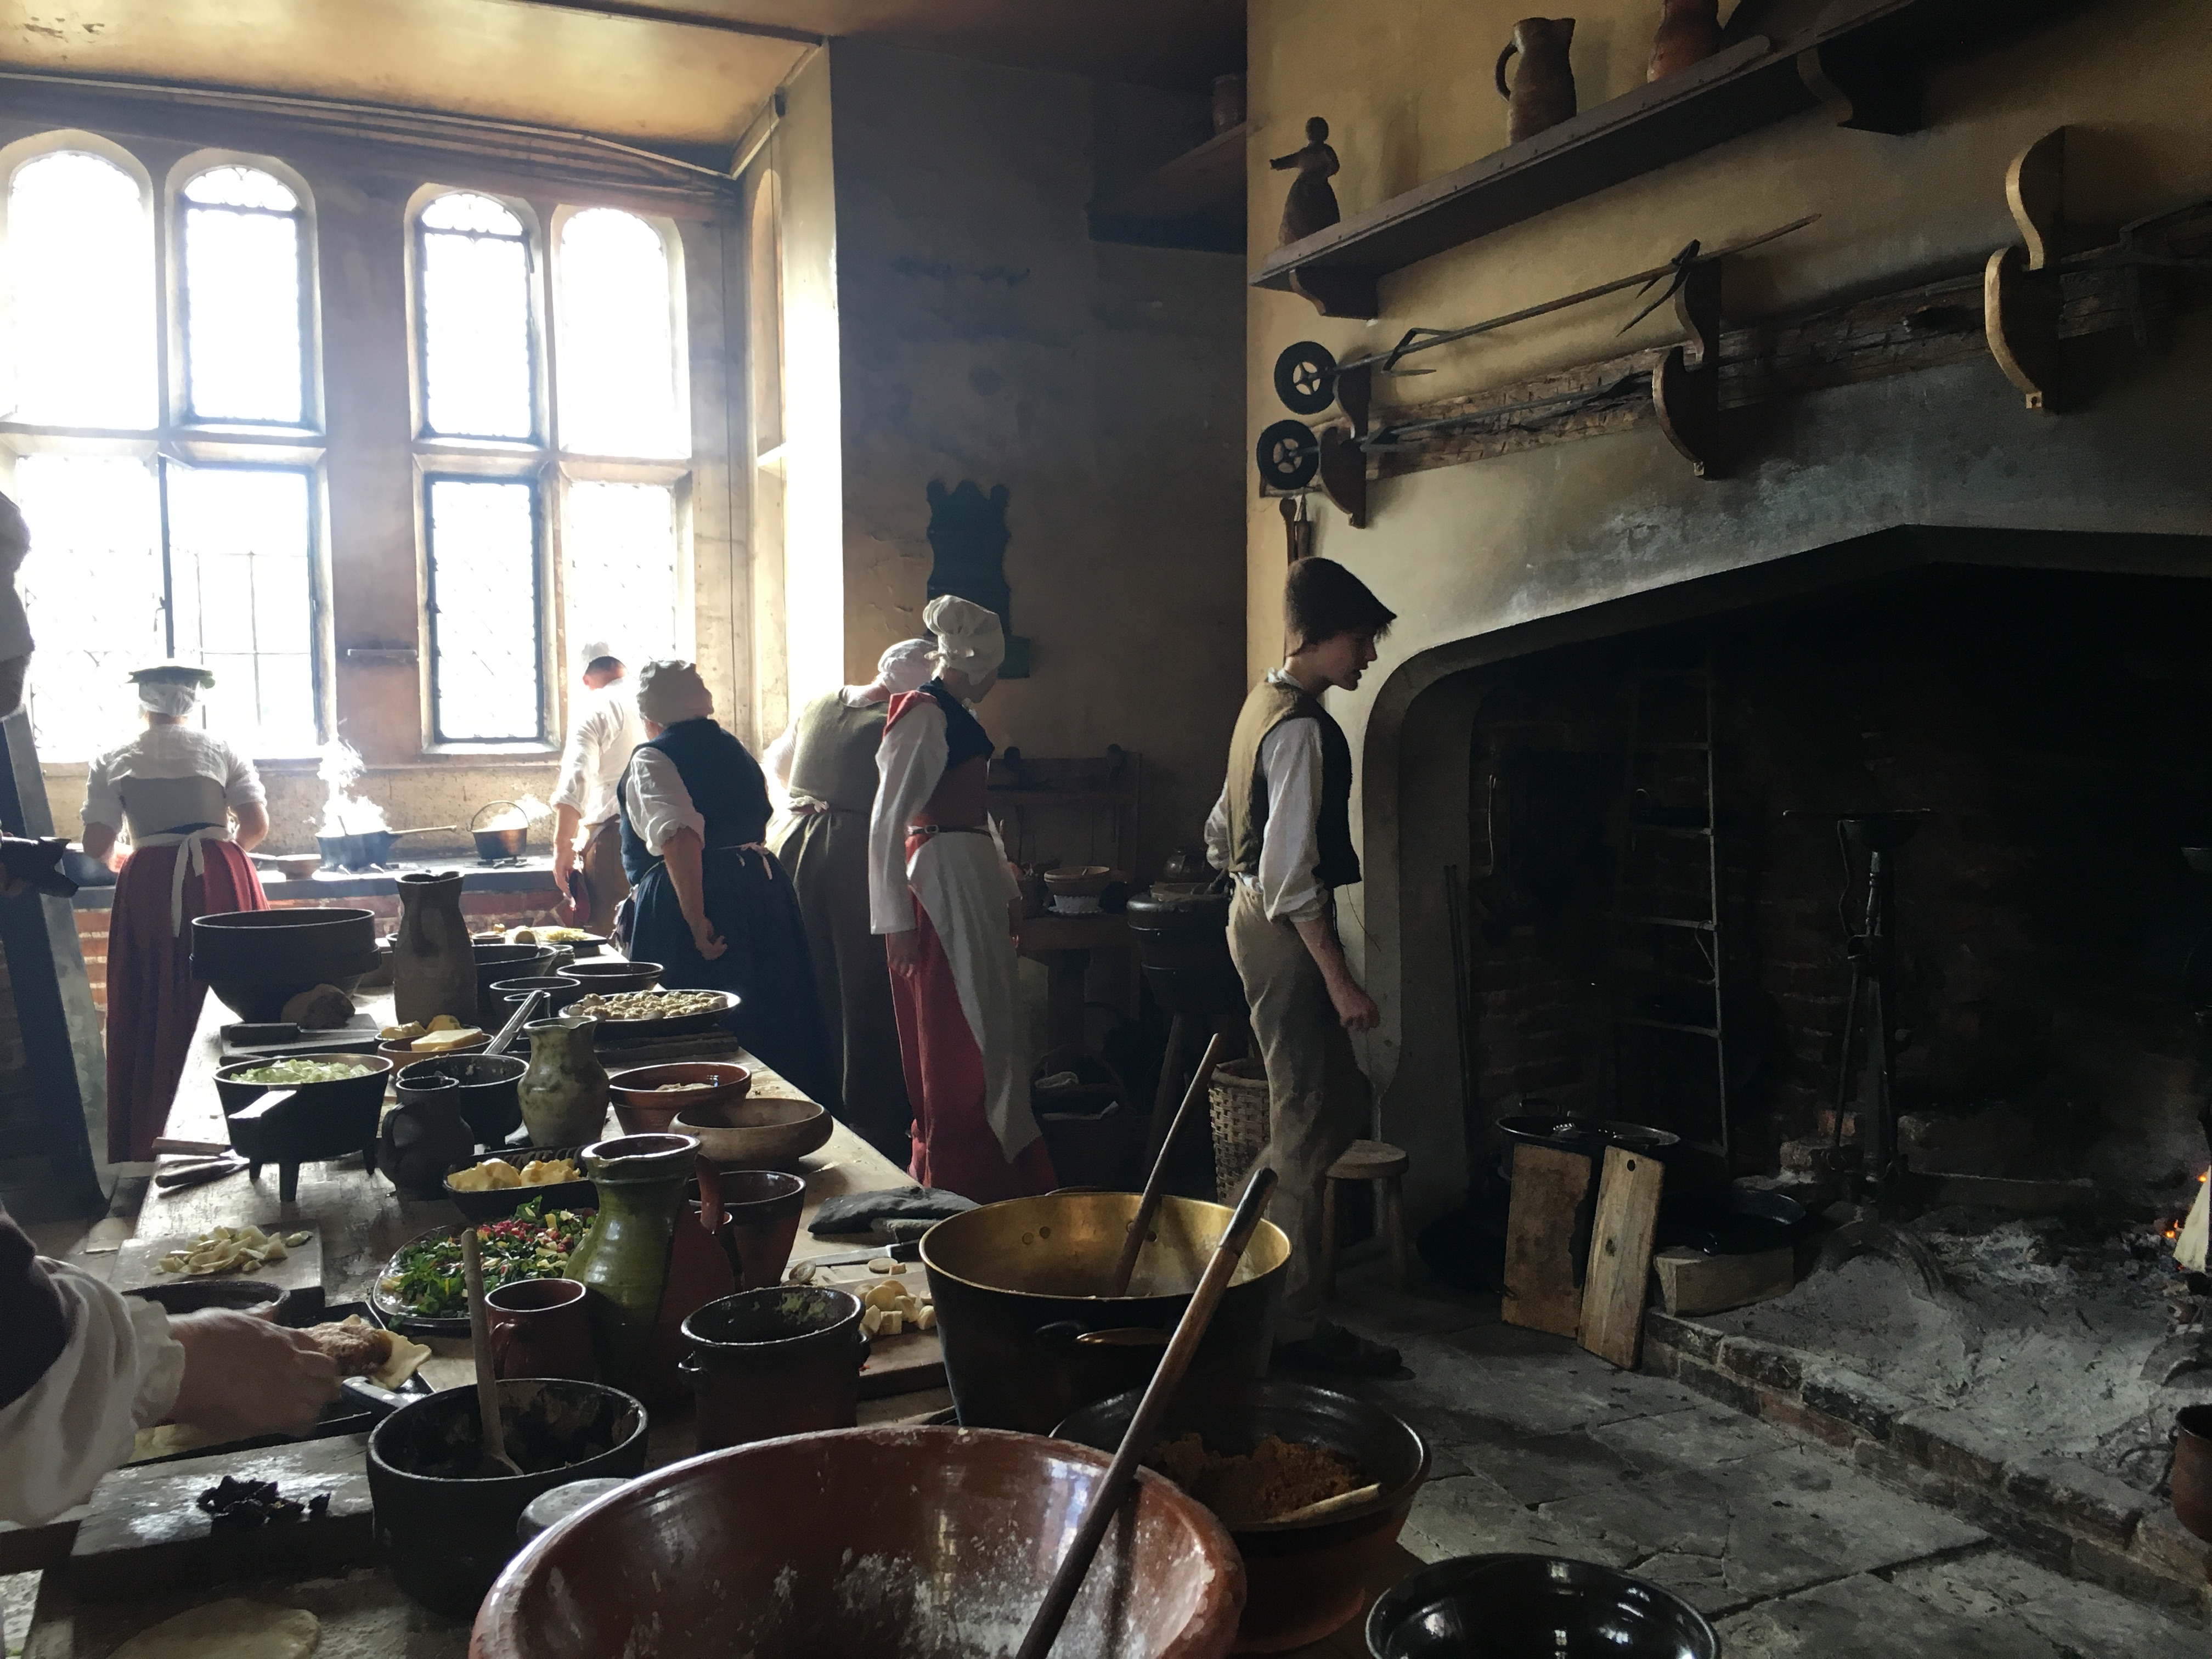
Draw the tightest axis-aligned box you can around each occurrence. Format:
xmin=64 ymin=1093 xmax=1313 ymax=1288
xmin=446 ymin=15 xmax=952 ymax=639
xmin=1208 ymin=1058 xmax=1272 ymax=1203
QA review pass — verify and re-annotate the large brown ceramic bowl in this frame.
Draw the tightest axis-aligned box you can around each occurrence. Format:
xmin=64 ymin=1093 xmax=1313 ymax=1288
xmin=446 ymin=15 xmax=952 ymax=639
xmin=673 ymin=1093 xmax=831 ymax=1169
xmin=471 ymin=1426 xmax=1246 ymax=1659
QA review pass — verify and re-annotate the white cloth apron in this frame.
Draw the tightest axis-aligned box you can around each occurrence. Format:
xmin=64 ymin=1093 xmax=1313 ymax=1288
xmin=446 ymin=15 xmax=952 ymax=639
xmin=119 ymin=774 xmax=234 ymax=935
xmin=906 ymin=827 xmax=1037 ymax=1161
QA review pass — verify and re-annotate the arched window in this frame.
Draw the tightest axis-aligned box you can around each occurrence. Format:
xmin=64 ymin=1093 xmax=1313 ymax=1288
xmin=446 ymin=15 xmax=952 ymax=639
xmin=178 ymin=164 xmax=308 ymax=425
xmin=555 ymin=208 xmax=682 ymax=459
xmin=425 ymin=476 xmax=541 ymax=743
xmin=416 ymin=191 xmax=535 ymax=441
xmin=4 ymin=149 xmax=155 ymax=428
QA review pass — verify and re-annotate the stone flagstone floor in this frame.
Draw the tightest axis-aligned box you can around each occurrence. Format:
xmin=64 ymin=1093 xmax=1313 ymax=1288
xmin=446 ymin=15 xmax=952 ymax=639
xmin=1325 ymin=1257 xmax=2205 ymax=1657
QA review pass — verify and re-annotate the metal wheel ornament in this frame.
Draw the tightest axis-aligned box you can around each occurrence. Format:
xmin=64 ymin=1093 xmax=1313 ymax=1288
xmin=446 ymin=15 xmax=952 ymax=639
xmin=1273 ymin=340 xmax=1339 ymax=414
xmin=1255 ymin=420 xmax=1321 ymax=492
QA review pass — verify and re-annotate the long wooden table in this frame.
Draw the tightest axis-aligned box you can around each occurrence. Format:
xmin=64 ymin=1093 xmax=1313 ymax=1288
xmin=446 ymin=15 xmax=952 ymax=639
xmin=126 ymin=988 xmax=945 ymax=1397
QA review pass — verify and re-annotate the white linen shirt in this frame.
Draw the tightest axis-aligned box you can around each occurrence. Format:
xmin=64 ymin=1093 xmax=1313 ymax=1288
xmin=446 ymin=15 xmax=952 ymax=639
xmin=622 ymin=746 xmax=706 ymax=858
xmin=1204 ymin=669 xmax=1328 ymax=923
xmin=0 ymin=1260 xmax=182 ymax=1526
xmin=552 ymin=684 xmax=645 ymax=831
xmin=82 ymin=726 xmax=264 ymax=833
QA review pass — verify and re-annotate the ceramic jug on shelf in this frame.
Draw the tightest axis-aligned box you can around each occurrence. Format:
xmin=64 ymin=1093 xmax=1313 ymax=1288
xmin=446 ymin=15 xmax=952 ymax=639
xmin=1496 ymin=16 xmax=1577 ymax=144
xmin=391 ymin=870 xmax=476 ymax=1028
xmin=517 ymin=1014 xmax=611 ymax=1147
xmin=1647 ymin=0 xmax=1722 ymax=81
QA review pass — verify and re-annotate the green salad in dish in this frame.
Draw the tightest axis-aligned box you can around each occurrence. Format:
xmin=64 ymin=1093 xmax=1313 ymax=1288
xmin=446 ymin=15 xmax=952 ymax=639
xmin=379 ymin=1199 xmax=594 ymax=1319
xmin=228 ymin=1058 xmax=370 ymax=1086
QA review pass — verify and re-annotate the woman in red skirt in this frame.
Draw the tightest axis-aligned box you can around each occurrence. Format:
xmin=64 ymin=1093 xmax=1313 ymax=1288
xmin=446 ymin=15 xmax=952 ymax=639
xmin=81 ymin=663 xmax=269 ymax=1162
xmin=868 ymin=597 xmax=1054 ymax=1203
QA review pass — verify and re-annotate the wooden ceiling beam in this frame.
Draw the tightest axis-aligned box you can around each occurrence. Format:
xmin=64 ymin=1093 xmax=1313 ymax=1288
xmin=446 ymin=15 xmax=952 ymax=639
xmin=483 ymin=0 xmax=823 ymax=46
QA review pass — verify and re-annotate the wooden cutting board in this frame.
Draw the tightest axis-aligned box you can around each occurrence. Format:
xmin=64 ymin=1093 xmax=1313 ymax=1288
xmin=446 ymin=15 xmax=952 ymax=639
xmin=802 ymin=1260 xmax=947 ymax=1400
xmin=1502 ymin=1143 xmax=1590 ymax=1339
xmin=66 ymin=1432 xmax=375 ymax=1601
xmin=108 ymin=1223 xmax=325 ymax=1320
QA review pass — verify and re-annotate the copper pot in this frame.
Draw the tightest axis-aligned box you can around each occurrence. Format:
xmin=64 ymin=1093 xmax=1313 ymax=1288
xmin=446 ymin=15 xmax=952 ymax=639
xmin=921 ymin=1190 xmax=1290 ymax=1434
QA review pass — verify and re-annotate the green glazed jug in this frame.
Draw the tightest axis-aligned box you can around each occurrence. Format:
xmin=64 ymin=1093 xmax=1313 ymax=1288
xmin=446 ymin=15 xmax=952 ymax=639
xmin=517 ymin=1015 xmax=610 ymax=1147
xmin=566 ymin=1132 xmax=699 ymax=1400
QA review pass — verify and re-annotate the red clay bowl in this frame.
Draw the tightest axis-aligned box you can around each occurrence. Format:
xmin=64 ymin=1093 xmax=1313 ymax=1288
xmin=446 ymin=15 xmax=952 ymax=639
xmin=471 ymin=1425 xmax=1246 ymax=1658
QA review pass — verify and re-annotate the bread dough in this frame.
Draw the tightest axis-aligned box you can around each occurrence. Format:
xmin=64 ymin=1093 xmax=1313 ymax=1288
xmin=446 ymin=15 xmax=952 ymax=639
xmin=110 ymin=1600 xmax=319 ymax=1659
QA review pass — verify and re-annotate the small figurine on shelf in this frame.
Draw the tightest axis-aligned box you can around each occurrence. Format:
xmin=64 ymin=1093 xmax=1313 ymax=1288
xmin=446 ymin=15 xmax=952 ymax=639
xmin=1271 ymin=116 xmax=1341 ymax=248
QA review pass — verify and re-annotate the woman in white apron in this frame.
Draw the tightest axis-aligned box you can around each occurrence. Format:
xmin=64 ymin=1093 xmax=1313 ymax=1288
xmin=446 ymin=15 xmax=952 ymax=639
xmin=81 ymin=663 xmax=269 ymax=1162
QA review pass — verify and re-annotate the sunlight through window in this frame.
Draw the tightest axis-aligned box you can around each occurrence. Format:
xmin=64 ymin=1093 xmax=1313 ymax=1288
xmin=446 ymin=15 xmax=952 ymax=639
xmin=180 ymin=166 xmax=307 ymax=425
xmin=418 ymin=191 xmax=534 ymax=441
xmin=4 ymin=151 xmax=156 ymax=428
xmin=556 ymin=208 xmax=682 ymax=458
xmin=427 ymin=477 xmax=540 ymax=741
xmin=165 ymin=464 xmax=317 ymax=755
xmin=13 ymin=453 xmax=163 ymax=762
xmin=566 ymin=481 xmax=680 ymax=666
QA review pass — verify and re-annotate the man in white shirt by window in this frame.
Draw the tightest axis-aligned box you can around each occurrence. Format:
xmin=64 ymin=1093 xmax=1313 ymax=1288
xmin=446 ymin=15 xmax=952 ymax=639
xmin=1206 ymin=557 xmax=1401 ymax=1377
xmin=551 ymin=640 xmax=644 ymax=937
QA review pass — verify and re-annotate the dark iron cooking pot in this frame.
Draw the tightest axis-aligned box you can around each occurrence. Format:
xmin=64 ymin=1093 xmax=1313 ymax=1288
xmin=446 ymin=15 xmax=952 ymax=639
xmin=1367 ymin=1553 xmax=1718 ymax=1658
xmin=471 ymin=801 xmax=531 ymax=861
xmin=921 ymin=1189 xmax=1289 ymax=1434
xmin=189 ymin=906 xmax=380 ymax=1022
xmin=1124 ymin=886 xmax=1241 ymax=1019
xmin=317 ymin=825 xmax=452 ymax=871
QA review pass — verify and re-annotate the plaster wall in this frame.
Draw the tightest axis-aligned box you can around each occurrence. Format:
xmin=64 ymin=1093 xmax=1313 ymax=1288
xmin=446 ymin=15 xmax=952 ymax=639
xmin=1244 ymin=0 xmax=2212 ymax=1221
xmin=827 ymin=41 xmax=1248 ymax=877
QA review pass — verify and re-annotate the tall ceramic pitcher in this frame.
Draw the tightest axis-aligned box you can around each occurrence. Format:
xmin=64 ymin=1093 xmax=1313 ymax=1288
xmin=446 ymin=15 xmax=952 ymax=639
xmin=566 ymin=1133 xmax=698 ymax=1403
xmin=1496 ymin=17 xmax=1577 ymax=144
xmin=392 ymin=871 xmax=476 ymax=1028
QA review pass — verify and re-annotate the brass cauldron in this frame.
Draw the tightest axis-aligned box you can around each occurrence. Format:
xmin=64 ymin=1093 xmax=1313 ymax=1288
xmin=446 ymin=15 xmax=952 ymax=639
xmin=921 ymin=1190 xmax=1290 ymax=1434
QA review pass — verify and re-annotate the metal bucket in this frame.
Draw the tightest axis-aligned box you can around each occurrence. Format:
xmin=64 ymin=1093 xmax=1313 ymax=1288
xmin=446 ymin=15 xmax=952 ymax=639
xmin=920 ymin=1190 xmax=1290 ymax=1434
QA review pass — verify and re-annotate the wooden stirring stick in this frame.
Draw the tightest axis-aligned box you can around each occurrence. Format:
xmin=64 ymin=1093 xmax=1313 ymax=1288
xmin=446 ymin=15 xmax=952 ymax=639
xmin=1109 ymin=1030 xmax=1228 ymax=1297
xmin=460 ymin=1226 xmax=523 ymax=1477
xmin=1016 ymin=1163 xmax=1279 ymax=1659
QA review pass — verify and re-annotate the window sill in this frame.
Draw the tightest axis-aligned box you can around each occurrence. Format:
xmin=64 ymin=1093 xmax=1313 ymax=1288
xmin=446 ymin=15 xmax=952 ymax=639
xmin=420 ymin=742 xmax=561 ymax=760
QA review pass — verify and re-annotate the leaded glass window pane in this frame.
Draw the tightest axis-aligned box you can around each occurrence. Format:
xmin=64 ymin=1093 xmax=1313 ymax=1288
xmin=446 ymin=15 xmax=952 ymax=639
xmin=427 ymin=477 xmax=540 ymax=742
xmin=164 ymin=463 xmax=317 ymax=755
xmin=180 ymin=166 xmax=306 ymax=425
xmin=565 ymin=481 xmax=679 ymax=667
xmin=418 ymin=193 xmax=534 ymax=441
xmin=4 ymin=151 xmax=156 ymax=428
xmin=556 ymin=208 xmax=683 ymax=459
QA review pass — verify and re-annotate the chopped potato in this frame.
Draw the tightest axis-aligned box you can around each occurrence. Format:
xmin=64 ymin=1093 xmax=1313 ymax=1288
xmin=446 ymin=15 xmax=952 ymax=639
xmin=518 ymin=1158 xmax=580 ymax=1185
xmin=447 ymin=1159 xmax=524 ymax=1192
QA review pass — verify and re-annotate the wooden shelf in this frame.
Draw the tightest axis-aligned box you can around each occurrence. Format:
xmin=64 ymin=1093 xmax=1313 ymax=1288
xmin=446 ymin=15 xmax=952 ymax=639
xmin=1250 ymin=0 xmax=2082 ymax=318
xmin=1091 ymin=123 xmax=1246 ymax=255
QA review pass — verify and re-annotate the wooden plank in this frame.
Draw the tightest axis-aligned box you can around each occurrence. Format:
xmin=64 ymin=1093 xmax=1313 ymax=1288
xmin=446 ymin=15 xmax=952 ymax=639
xmin=1578 ymin=1146 xmax=1666 ymax=1369
xmin=1501 ymin=1143 xmax=1590 ymax=1338
xmin=108 ymin=1224 xmax=325 ymax=1319
xmin=66 ymin=1432 xmax=376 ymax=1601
xmin=1653 ymin=1244 xmax=1795 ymax=1317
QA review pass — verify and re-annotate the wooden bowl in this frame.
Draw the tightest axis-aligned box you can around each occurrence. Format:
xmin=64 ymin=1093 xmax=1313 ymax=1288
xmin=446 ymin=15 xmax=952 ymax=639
xmin=674 ymin=1094 xmax=831 ymax=1169
xmin=608 ymin=1062 xmax=751 ymax=1136
xmin=471 ymin=1426 xmax=1245 ymax=1658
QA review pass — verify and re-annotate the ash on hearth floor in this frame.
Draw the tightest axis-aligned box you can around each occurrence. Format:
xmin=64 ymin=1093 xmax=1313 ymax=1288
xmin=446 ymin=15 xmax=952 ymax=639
xmin=1325 ymin=1256 xmax=2208 ymax=1654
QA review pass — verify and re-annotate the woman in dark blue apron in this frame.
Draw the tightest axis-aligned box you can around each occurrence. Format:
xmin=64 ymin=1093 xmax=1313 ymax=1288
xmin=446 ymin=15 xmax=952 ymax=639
xmin=616 ymin=659 xmax=839 ymax=1109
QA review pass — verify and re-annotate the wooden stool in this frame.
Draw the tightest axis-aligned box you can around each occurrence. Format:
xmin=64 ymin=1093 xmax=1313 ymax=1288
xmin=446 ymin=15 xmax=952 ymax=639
xmin=1321 ymin=1138 xmax=1412 ymax=1297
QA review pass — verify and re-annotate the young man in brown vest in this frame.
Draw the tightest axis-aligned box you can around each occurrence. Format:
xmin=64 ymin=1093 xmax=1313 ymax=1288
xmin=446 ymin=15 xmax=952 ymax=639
xmin=1205 ymin=557 xmax=1402 ymax=1376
